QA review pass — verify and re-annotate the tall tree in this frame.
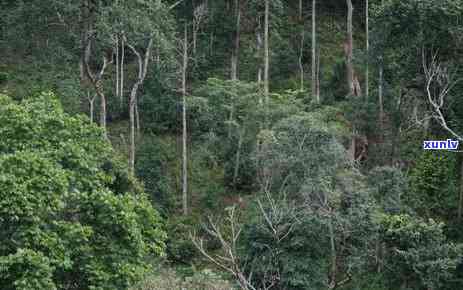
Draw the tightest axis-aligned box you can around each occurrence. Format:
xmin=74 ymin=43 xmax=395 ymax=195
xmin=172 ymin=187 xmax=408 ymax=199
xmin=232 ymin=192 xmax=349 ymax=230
xmin=231 ymin=0 xmax=241 ymax=81
xmin=365 ymin=0 xmax=369 ymax=100
xmin=264 ymin=0 xmax=270 ymax=101
xmin=346 ymin=0 xmax=355 ymax=96
xmin=181 ymin=22 xmax=189 ymax=215
xmin=83 ymin=37 xmax=113 ymax=137
xmin=312 ymin=0 xmax=319 ymax=102
xmin=127 ymin=37 xmax=153 ymax=174
xmin=298 ymin=0 xmax=304 ymax=90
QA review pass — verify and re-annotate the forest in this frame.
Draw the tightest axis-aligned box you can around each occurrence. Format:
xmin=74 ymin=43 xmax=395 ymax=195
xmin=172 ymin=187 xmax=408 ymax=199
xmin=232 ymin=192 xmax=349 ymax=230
xmin=1 ymin=0 xmax=463 ymax=289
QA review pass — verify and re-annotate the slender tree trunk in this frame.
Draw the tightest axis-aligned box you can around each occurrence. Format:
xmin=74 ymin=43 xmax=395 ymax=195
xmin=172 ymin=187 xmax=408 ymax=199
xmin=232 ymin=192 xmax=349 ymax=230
xmin=316 ymin=48 xmax=320 ymax=98
xmin=129 ymin=89 xmax=137 ymax=174
xmin=256 ymin=18 xmax=263 ymax=86
xmin=229 ymin=0 xmax=241 ymax=139
xmin=210 ymin=31 xmax=214 ymax=56
xmin=379 ymin=56 xmax=384 ymax=134
xmin=182 ymin=23 xmax=189 ymax=215
xmin=459 ymin=158 xmax=463 ymax=221
xmin=120 ymin=37 xmax=125 ymax=107
xmin=136 ymin=100 xmax=140 ymax=134
xmin=328 ymin=215 xmax=337 ymax=287
xmin=298 ymin=0 xmax=304 ymax=90
xmin=233 ymin=127 xmax=244 ymax=187
xmin=348 ymin=130 xmax=356 ymax=161
xmin=127 ymin=38 xmax=153 ymax=175
xmin=116 ymin=35 xmax=119 ymax=99
xmin=88 ymin=91 xmax=95 ymax=123
xmin=264 ymin=0 xmax=270 ymax=101
xmin=346 ymin=0 xmax=355 ymax=96
xmin=230 ymin=0 xmax=241 ymax=81
xmin=97 ymin=83 xmax=107 ymax=133
xmin=365 ymin=0 xmax=369 ymax=100
xmin=312 ymin=0 xmax=319 ymax=102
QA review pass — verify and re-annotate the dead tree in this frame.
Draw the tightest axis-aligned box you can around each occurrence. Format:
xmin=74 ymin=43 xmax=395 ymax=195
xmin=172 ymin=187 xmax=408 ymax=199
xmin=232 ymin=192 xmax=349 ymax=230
xmin=190 ymin=206 xmax=257 ymax=290
xmin=422 ymin=49 xmax=463 ymax=220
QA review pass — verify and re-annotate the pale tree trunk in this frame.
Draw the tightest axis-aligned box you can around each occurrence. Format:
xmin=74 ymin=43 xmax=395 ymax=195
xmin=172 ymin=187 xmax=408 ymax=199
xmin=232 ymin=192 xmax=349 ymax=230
xmin=298 ymin=0 xmax=304 ymax=90
xmin=365 ymin=0 xmax=369 ymax=100
xmin=229 ymin=0 xmax=241 ymax=139
xmin=264 ymin=0 xmax=270 ymax=101
xmin=87 ymin=91 xmax=96 ymax=123
xmin=99 ymin=85 xmax=107 ymax=131
xmin=256 ymin=18 xmax=263 ymax=86
xmin=83 ymin=38 xmax=112 ymax=138
xmin=459 ymin=159 xmax=463 ymax=221
xmin=328 ymin=214 xmax=337 ymax=287
xmin=378 ymin=56 xmax=384 ymax=134
xmin=127 ymin=38 xmax=153 ymax=175
xmin=312 ymin=0 xmax=319 ymax=102
xmin=116 ymin=35 xmax=119 ymax=99
xmin=346 ymin=0 xmax=355 ymax=96
xmin=232 ymin=127 xmax=244 ymax=187
xmin=210 ymin=31 xmax=214 ymax=55
xmin=230 ymin=0 xmax=241 ymax=81
xmin=348 ymin=131 xmax=356 ymax=161
xmin=136 ymin=101 xmax=140 ymax=134
xmin=121 ymin=37 xmax=125 ymax=107
xmin=377 ymin=0 xmax=385 ymax=126
xmin=316 ymin=48 xmax=320 ymax=98
xmin=182 ymin=23 xmax=189 ymax=215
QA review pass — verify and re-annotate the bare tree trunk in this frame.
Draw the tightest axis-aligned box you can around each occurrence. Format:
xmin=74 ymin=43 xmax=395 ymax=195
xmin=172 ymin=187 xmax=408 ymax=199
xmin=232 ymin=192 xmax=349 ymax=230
xmin=229 ymin=0 xmax=241 ymax=139
xmin=257 ymin=19 xmax=263 ymax=86
xmin=328 ymin=215 xmax=337 ymax=287
xmin=116 ymin=35 xmax=119 ymax=99
xmin=298 ymin=0 xmax=304 ymax=91
xmin=233 ymin=127 xmax=244 ymax=187
xmin=210 ymin=31 xmax=214 ymax=55
xmin=87 ymin=91 xmax=95 ymax=123
xmin=312 ymin=0 xmax=319 ymax=102
xmin=82 ymin=13 xmax=112 ymax=137
xmin=346 ymin=0 xmax=355 ymax=96
xmin=230 ymin=0 xmax=241 ymax=81
xmin=99 ymin=86 xmax=107 ymax=132
xmin=316 ymin=48 xmax=320 ymax=98
xmin=264 ymin=0 xmax=270 ymax=101
xmin=129 ymin=90 xmax=136 ymax=174
xmin=182 ymin=23 xmax=189 ymax=215
xmin=348 ymin=131 xmax=356 ymax=161
xmin=136 ymin=100 xmax=140 ymax=134
xmin=459 ymin=159 xmax=463 ymax=221
xmin=379 ymin=57 xmax=384 ymax=134
xmin=127 ymin=38 xmax=153 ymax=175
xmin=120 ymin=37 xmax=125 ymax=107
xmin=365 ymin=0 xmax=369 ymax=100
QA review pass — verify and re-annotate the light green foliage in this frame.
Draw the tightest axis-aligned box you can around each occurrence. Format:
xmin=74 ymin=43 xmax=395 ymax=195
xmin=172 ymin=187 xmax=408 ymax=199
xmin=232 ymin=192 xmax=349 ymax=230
xmin=380 ymin=214 xmax=463 ymax=290
xmin=255 ymin=110 xmax=349 ymax=196
xmin=0 ymin=93 xmax=166 ymax=289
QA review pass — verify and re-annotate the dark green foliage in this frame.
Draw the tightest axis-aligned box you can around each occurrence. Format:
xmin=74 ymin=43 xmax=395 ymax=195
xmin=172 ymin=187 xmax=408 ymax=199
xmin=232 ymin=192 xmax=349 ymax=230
xmin=136 ymin=136 xmax=177 ymax=213
xmin=368 ymin=166 xmax=407 ymax=213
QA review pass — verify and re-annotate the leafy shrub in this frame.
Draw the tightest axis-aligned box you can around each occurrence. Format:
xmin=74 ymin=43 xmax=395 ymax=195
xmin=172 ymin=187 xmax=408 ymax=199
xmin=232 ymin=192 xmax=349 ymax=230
xmin=0 ymin=92 xmax=167 ymax=289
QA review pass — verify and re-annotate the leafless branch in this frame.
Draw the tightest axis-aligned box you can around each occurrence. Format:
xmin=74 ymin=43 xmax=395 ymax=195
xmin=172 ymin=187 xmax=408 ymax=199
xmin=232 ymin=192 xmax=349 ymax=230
xmin=422 ymin=49 xmax=463 ymax=142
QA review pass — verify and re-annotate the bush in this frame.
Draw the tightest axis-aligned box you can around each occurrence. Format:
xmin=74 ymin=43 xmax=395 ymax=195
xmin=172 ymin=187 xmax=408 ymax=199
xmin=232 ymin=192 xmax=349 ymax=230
xmin=0 ymin=93 xmax=167 ymax=289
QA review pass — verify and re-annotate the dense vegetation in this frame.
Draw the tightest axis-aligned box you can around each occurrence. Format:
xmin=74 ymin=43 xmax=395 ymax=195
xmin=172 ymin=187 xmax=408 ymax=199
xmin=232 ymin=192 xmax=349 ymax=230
xmin=2 ymin=0 xmax=463 ymax=289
